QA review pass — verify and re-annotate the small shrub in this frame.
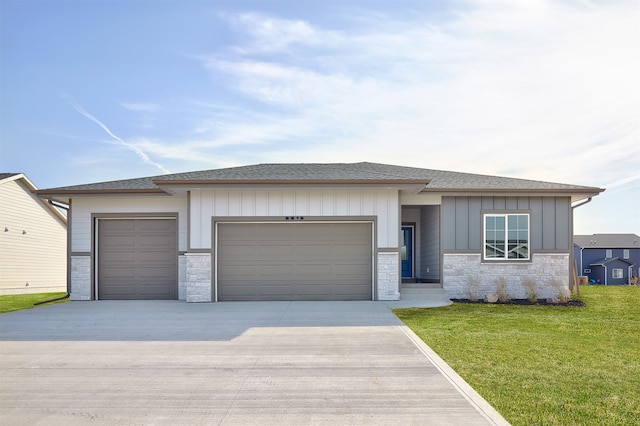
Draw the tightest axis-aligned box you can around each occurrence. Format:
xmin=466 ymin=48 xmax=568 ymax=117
xmin=496 ymin=277 xmax=509 ymax=302
xmin=467 ymin=276 xmax=479 ymax=302
xmin=552 ymin=279 xmax=570 ymax=302
xmin=523 ymin=278 xmax=537 ymax=302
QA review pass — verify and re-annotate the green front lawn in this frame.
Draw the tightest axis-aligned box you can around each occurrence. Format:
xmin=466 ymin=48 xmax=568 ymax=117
xmin=394 ymin=286 xmax=640 ymax=425
xmin=0 ymin=292 xmax=68 ymax=314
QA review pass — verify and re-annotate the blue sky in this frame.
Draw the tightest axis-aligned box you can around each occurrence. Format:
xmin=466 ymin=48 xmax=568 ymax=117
xmin=1 ymin=0 xmax=638 ymax=234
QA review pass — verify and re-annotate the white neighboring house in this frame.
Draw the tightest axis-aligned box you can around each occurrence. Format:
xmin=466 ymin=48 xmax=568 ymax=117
xmin=0 ymin=173 xmax=67 ymax=295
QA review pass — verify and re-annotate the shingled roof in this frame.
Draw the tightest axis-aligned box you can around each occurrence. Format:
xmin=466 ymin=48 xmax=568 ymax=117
xmin=574 ymin=234 xmax=640 ymax=248
xmin=36 ymin=162 xmax=604 ymax=196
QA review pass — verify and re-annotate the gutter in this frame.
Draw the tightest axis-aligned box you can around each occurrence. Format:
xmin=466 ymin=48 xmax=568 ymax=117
xmin=48 ymin=199 xmax=69 ymax=210
xmin=570 ymin=197 xmax=594 ymax=293
xmin=571 ymin=197 xmax=593 ymax=210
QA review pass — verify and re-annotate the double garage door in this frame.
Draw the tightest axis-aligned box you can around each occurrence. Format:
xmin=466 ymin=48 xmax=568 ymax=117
xmin=217 ymin=222 xmax=373 ymax=301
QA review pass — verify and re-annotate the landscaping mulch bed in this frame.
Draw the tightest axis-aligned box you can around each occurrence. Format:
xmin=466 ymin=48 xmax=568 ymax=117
xmin=451 ymin=298 xmax=586 ymax=307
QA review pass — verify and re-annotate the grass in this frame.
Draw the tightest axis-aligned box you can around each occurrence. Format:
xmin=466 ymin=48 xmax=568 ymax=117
xmin=0 ymin=292 xmax=68 ymax=314
xmin=394 ymin=286 xmax=640 ymax=426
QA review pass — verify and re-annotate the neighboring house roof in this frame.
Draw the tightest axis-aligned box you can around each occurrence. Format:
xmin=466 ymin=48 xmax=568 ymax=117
xmin=574 ymin=234 xmax=640 ymax=248
xmin=0 ymin=173 xmax=21 ymax=181
xmin=35 ymin=162 xmax=604 ymax=201
xmin=0 ymin=173 xmax=68 ymax=224
xmin=589 ymin=257 xmax=635 ymax=267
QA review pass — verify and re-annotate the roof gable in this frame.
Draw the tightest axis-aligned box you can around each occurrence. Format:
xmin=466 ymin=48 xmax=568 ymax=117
xmin=1 ymin=172 xmax=68 ymax=224
xmin=589 ymin=257 xmax=635 ymax=266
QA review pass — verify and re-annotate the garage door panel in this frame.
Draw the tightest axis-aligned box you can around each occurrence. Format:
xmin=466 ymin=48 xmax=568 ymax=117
xmin=138 ymin=284 xmax=174 ymax=296
xmin=138 ymin=266 xmax=173 ymax=278
xmin=138 ymin=235 xmax=175 ymax=247
xmin=100 ymin=250 xmax=136 ymax=263
xmin=102 ymin=267 xmax=136 ymax=279
xmin=259 ymin=284 xmax=294 ymax=296
xmin=217 ymin=222 xmax=372 ymax=301
xmin=138 ymin=219 xmax=172 ymax=231
xmin=102 ymin=235 xmax=136 ymax=246
xmin=295 ymin=284 xmax=331 ymax=296
xmin=98 ymin=218 xmax=177 ymax=300
xmin=103 ymin=220 xmax=137 ymax=232
xmin=138 ymin=250 xmax=175 ymax=263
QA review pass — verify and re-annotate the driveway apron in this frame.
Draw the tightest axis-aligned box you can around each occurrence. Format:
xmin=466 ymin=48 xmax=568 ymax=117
xmin=0 ymin=301 xmax=508 ymax=425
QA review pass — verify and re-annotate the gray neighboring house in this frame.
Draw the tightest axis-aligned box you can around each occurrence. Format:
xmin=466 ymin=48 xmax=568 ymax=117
xmin=35 ymin=162 xmax=603 ymax=302
xmin=574 ymin=234 xmax=639 ymax=285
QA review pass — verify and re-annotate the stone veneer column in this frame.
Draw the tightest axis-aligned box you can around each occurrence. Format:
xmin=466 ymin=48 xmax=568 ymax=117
xmin=442 ymin=253 xmax=570 ymax=299
xmin=70 ymin=255 xmax=91 ymax=300
xmin=178 ymin=255 xmax=187 ymax=301
xmin=185 ymin=253 xmax=212 ymax=303
xmin=377 ymin=251 xmax=400 ymax=300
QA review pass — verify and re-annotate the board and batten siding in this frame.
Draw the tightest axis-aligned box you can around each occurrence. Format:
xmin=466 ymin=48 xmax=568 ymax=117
xmin=0 ymin=179 xmax=67 ymax=293
xmin=420 ymin=205 xmax=440 ymax=280
xmin=190 ymin=189 xmax=400 ymax=249
xmin=442 ymin=196 xmax=571 ymax=252
xmin=70 ymin=197 xmax=188 ymax=253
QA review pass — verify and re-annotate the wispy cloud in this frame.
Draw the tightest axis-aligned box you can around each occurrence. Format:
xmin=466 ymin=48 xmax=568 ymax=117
xmin=225 ymin=12 xmax=317 ymax=53
xmin=185 ymin=0 xmax=637 ymax=186
xmin=120 ymin=102 xmax=161 ymax=113
xmin=64 ymin=96 xmax=171 ymax=174
xmin=603 ymin=174 xmax=640 ymax=189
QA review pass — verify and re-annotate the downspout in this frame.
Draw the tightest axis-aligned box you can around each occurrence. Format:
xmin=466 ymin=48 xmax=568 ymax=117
xmin=35 ymin=198 xmax=71 ymax=306
xmin=603 ymin=265 xmax=608 ymax=285
xmin=570 ymin=197 xmax=593 ymax=292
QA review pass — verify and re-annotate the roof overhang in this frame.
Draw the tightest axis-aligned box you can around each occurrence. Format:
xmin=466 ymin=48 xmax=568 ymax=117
xmin=419 ymin=187 xmax=604 ymax=202
xmin=34 ymin=188 xmax=170 ymax=204
xmin=156 ymin=181 xmax=428 ymax=196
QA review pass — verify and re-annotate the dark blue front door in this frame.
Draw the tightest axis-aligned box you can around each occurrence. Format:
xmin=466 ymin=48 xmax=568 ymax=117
xmin=401 ymin=226 xmax=414 ymax=278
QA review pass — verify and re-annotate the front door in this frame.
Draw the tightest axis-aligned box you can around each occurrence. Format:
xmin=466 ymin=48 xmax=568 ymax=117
xmin=401 ymin=225 xmax=414 ymax=279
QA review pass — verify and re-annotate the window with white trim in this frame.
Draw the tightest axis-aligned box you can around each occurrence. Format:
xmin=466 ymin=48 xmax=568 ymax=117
xmin=612 ymin=268 xmax=623 ymax=279
xmin=606 ymin=249 xmax=612 ymax=258
xmin=484 ymin=214 xmax=529 ymax=260
xmin=623 ymin=249 xmax=630 ymax=259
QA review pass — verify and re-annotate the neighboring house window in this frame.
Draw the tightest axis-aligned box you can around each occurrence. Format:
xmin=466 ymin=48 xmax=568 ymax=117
xmin=484 ymin=214 xmax=529 ymax=260
xmin=623 ymin=249 xmax=630 ymax=259
xmin=612 ymin=269 xmax=623 ymax=279
xmin=606 ymin=249 xmax=612 ymax=258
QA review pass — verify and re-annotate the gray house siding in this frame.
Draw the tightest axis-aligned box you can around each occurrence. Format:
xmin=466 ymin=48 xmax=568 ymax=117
xmin=420 ymin=205 xmax=440 ymax=281
xmin=442 ymin=196 xmax=571 ymax=252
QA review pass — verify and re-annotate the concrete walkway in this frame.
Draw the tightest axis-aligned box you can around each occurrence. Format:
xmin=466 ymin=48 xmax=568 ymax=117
xmin=0 ymin=301 xmax=509 ymax=425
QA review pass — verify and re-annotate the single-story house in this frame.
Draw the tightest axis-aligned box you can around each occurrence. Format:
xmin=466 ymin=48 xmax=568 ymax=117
xmin=1 ymin=173 xmax=68 ymax=294
xmin=574 ymin=234 xmax=639 ymax=285
xmin=35 ymin=162 xmax=604 ymax=302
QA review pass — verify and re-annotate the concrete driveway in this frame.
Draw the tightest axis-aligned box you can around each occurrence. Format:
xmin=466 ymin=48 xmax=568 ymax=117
xmin=0 ymin=301 xmax=508 ymax=425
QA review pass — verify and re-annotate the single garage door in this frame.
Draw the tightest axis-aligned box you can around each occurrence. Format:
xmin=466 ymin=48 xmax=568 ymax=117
xmin=98 ymin=218 xmax=178 ymax=300
xmin=217 ymin=222 xmax=373 ymax=301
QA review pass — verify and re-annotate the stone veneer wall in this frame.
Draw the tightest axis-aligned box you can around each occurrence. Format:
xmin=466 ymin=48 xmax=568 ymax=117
xmin=185 ymin=253 xmax=211 ymax=303
xmin=443 ymin=253 xmax=570 ymax=299
xmin=70 ymin=255 xmax=91 ymax=301
xmin=377 ymin=251 xmax=400 ymax=301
